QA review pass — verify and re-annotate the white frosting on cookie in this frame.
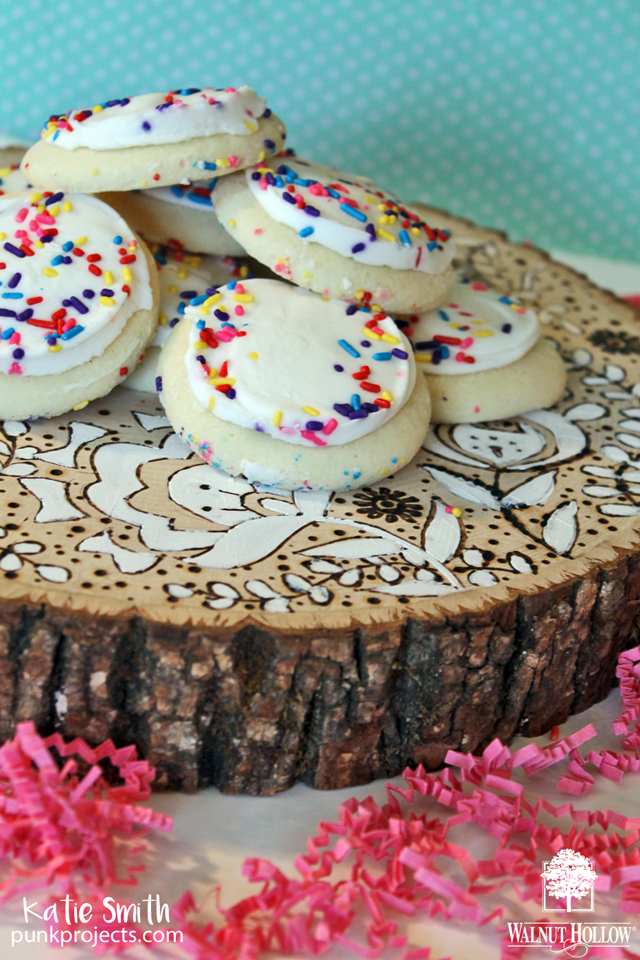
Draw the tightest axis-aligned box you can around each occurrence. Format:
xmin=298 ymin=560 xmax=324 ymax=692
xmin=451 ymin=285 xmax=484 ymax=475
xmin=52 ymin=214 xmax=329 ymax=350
xmin=183 ymin=278 xmax=415 ymax=447
xmin=153 ymin=253 xmax=245 ymax=348
xmin=410 ymin=279 xmax=541 ymax=374
xmin=142 ymin=178 xmax=216 ymax=210
xmin=0 ymin=165 xmax=29 ymax=195
xmin=42 ymin=86 xmax=268 ymax=151
xmin=0 ymin=192 xmax=152 ymax=376
xmin=239 ymin=158 xmax=455 ymax=274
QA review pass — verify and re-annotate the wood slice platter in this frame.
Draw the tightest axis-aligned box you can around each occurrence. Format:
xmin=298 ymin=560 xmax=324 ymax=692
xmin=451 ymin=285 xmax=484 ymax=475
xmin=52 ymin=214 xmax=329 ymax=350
xmin=1 ymin=209 xmax=640 ymax=795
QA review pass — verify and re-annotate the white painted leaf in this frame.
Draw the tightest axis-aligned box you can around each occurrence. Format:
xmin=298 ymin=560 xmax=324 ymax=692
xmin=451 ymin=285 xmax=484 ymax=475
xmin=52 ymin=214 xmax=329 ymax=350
xmin=210 ymin=583 xmax=239 ymax=599
xmin=204 ymin=597 xmax=235 ymax=610
xmin=512 ymin=410 xmax=589 ymax=470
xmin=293 ymin=489 xmax=331 ymax=517
xmin=307 ymin=560 xmax=342 ymax=574
xmin=264 ymin=596 xmax=291 ymax=613
xmin=166 ymin=584 xmax=194 ymax=599
xmin=616 ymin=433 xmax=640 ymax=449
xmin=509 ymin=553 xmax=533 ymax=574
xmin=13 ymin=446 xmax=39 ymax=459
xmin=378 ymin=565 xmax=400 ymax=583
xmin=36 ymin=565 xmax=69 ymax=583
xmin=196 ymin=515 xmax=309 ymax=569
xmin=605 ymin=364 xmax=625 ymax=382
xmin=632 ymin=382 xmax=640 ymax=398
xmin=0 ymin=553 xmax=21 ymax=571
xmin=3 ymin=464 xmax=37 ymax=477
xmin=170 ymin=464 xmax=255 ymax=527
xmin=37 ymin=422 xmax=108 ymax=467
xmin=618 ymin=420 xmax=640 ymax=435
xmin=422 ymin=500 xmax=461 ymax=563
xmin=451 ymin=422 xmax=545 ymax=466
xmin=463 ymin=549 xmax=484 ymax=568
xmin=599 ymin=503 xmax=640 ymax=516
xmin=0 ymin=528 xmax=6 ymax=538
xmin=572 ymin=349 xmax=593 ymax=367
xmin=564 ymin=403 xmax=607 ymax=422
xmin=501 ymin=471 xmax=557 ymax=508
xmin=416 ymin=569 xmax=436 ymax=581
xmin=3 ymin=421 xmax=27 ymax=437
xmin=422 ymin=466 xmax=500 ymax=509
xmin=0 ymin=441 xmax=10 ymax=456
xmin=422 ymin=428 xmax=486 ymax=468
xmin=283 ymin=574 xmax=330 ymax=605
xmin=542 ymin=500 xmax=578 ymax=555
xmin=78 ymin=532 xmax=157 ymax=574
xmin=260 ymin=498 xmax=300 ymax=516
xmin=582 ymin=466 xmax=617 ymax=478
xmin=133 ymin=412 xmax=171 ymax=431
xmin=581 ymin=485 xmax=616 ymax=498
xmin=623 ymin=470 xmax=640 ymax=481
xmin=581 ymin=376 xmax=611 ymax=386
xmin=621 ymin=408 xmax=640 ymax=420
xmin=604 ymin=391 xmax=631 ymax=400
xmin=468 ymin=569 xmax=498 ymax=587
xmin=375 ymin=580 xmax=457 ymax=597
xmin=339 ymin=567 xmax=362 ymax=587
xmin=628 ymin=484 xmax=640 ymax=494
xmin=13 ymin=542 xmax=44 ymax=555
xmin=600 ymin=445 xmax=630 ymax=462
xmin=401 ymin=547 xmax=428 ymax=565
xmin=20 ymin=478 xmax=85 ymax=523
xmin=246 ymin=579 xmax=290 ymax=613
xmin=302 ymin=537 xmax=397 ymax=560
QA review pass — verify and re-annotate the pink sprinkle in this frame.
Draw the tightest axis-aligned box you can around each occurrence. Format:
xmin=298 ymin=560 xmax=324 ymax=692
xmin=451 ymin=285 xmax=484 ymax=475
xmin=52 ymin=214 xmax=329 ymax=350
xmin=254 ymin=228 xmax=263 ymax=234
xmin=28 ymin=220 xmax=39 ymax=232
xmin=301 ymin=430 xmax=326 ymax=446
xmin=461 ymin=337 xmax=474 ymax=349
xmin=474 ymin=405 xmax=480 ymax=413
xmin=35 ymin=213 xmax=55 ymax=224
xmin=9 ymin=332 xmax=20 ymax=345
xmin=322 ymin=418 xmax=338 ymax=436
xmin=217 ymin=329 xmax=234 ymax=342
xmin=235 ymin=284 xmax=244 ymax=295
xmin=62 ymin=319 xmax=76 ymax=333
xmin=225 ymin=87 xmax=236 ymax=92
xmin=21 ymin=237 xmax=33 ymax=246
xmin=445 ymin=505 xmax=453 ymax=514
xmin=259 ymin=176 xmax=269 ymax=190
xmin=14 ymin=229 xmax=27 ymax=239
xmin=8 ymin=362 xmax=21 ymax=375
xmin=14 ymin=208 xmax=28 ymax=223
xmin=229 ymin=155 xmax=238 ymax=167
xmin=274 ymin=263 xmax=284 ymax=273
xmin=455 ymin=351 xmax=466 ymax=362
xmin=234 ymin=305 xmax=244 ymax=316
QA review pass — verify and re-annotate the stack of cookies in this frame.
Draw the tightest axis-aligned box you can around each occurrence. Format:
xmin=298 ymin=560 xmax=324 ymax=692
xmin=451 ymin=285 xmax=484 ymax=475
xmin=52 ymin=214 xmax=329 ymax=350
xmin=0 ymin=85 xmax=565 ymax=492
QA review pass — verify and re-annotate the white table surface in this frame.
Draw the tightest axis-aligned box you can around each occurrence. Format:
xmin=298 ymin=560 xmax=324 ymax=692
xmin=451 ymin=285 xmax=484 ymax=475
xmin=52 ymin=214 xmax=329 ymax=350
xmin=2 ymin=252 xmax=640 ymax=959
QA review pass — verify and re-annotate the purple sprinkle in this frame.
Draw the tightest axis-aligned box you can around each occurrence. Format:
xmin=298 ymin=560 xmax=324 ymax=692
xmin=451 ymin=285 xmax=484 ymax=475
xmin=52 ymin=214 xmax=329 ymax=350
xmin=62 ymin=256 xmax=72 ymax=265
xmin=361 ymin=340 xmax=371 ymax=348
xmin=83 ymin=289 xmax=95 ymax=299
xmin=362 ymin=402 xmax=379 ymax=413
xmin=334 ymin=364 xmax=344 ymax=372
xmin=69 ymin=296 xmax=88 ymax=314
xmin=142 ymin=121 xmax=151 ymax=131
xmin=502 ymin=323 xmax=512 ymax=333
xmin=0 ymin=309 xmax=16 ymax=318
xmin=392 ymin=348 xmax=408 ymax=360
xmin=251 ymin=171 xmax=261 ymax=181
xmin=346 ymin=304 xmax=358 ymax=316
xmin=416 ymin=340 xmax=439 ymax=350
xmin=180 ymin=289 xmax=198 ymax=299
xmin=106 ymin=99 xmax=121 ymax=108
xmin=196 ymin=355 xmax=206 ymax=364
xmin=264 ymin=139 xmax=275 ymax=149
xmin=366 ymin=223 xmax=376 ymax=241
xmin=40 ymin=235 xmax=54 ymax=244
xmin=205 ymin=287 xmax=220 ymax=295
xmin=431 ymin=353 xmax=442 ymax=365
xmin=4 ymin=242 xmax=25 ymax=259
xmin=227 ymin=388 xmax=236 ymax=399
xmin=101 ymin=288 xmax=114 ymax=297
xmin=12 ymin=348 xmax=24 ymax=360
xmin=169 ymin=317 xmax=180 ymax=327
xmin=305 ymin=421 xmax=323 ymax=431
xmin=304 ymin=204 xmax=320 ymax=217
xmin=351 ymin=242 xmax=366 ymax=254
xmin=214 ymin=308 xmax=227 ymax=321
xmin=334 ymin=403 xmax=353 ymax=417
xmin=155 ymin=376 xmax=163 ymax=392
xmin=45 ymin=192 xmax=63 ymax=206
xmin=16 ymin=309 xmax=33 ymax=322
xmin=264 ymin=108 xmax=272 ymax=117
xmin=8 ymin=273 xmax=21 ymax=289
xmin=349 ymin=409 xmax=369 ymax=419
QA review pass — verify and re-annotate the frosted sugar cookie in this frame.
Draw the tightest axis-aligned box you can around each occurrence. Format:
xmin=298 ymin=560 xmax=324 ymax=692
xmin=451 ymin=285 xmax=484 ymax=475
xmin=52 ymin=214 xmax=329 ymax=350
xmin=409 ymin=278 xmax=567 ymax=423
xmin=21 ymin=87 xmax=287 ymax=193
xmin=159 ymin=278 xmax=430 ymax=491
xmin=0 ymin=191 xmax=158 ymax=419
xmin=126 ymin=252 xmax=252 ymax=392
xmin=99 ymin=177 xmax=245 ymax=257
xmin=212 ymin=158 xmax=455 ymax=313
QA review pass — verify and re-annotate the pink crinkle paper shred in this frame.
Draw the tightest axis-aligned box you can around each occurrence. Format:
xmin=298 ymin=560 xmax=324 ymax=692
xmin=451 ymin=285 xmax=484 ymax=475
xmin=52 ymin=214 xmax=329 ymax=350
xmin=0 ymin=721 xmax=171 ymax=902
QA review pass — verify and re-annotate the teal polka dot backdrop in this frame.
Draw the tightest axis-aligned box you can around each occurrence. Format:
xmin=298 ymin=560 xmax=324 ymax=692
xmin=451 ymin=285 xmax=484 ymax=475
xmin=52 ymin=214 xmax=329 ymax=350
xmin=1 ymin=0 xmax=639 ymax=259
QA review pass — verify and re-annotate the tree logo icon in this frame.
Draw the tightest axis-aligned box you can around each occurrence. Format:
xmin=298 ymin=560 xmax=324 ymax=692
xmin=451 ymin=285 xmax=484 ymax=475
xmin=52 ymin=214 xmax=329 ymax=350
xmin=541 ymin=849 xmax=598 ymax=913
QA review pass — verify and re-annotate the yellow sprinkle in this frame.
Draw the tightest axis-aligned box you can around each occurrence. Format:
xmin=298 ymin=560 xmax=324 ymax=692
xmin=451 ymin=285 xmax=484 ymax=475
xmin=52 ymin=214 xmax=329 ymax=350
xmin=30 ymin=192 xmax=42 ymax=203
xmin=208 ymin=396 xmax=215 ymax=411
xmin=364 ymin=195 xmax=378 ymax=203
xmin=104 ymin=270 xmax=114 ymax=285
xmin=474 ymin=330 xmax=494 ymax=337
xmin=123 ymin=266 xmax=133 ymax=282
xmin=43 ymin=268 xmax=58 ymax=278
xmin=63 ymin=201 xmax=72 ymax=212
xmin=304 ymin=406 xmax=320 ymax=416
xmin=371 ymin=304 xmax=382 ymax=312
xmin=194 ymin=340 xmax=207 ymax=349
xmin=228 ymin=219 xmax=236 ymax=227
xmin=91 ymin=168 xmax=99 ymax=176
xmin=239 ymin=265 xmax=249 ymax=278
xmin=234 ymin=293 xmax=254 ymax=303
xmin=158 ymin=312 xmax=168 ymax=326
xmin=411 ymin=227 xmax=422 ymax=236
xmin=273 ymin=410 xmax=282 ymax=427
xmin=250 ymin=352 xmax=259 ymax=359
xmin=380 ymin=215 xmax=390 ymax=225
xmin=0 ymin=232 xmax=5 ymax=241
xmin=204 ymin=293 xmax=221 ymax=307
xmin=381 ymin=333 xmax=400 ymax=344
xmin=215 ymin=157 xmax=230 ymax=168
xmin=168 ymin=284 xmax=178 ymax=294
xmin=73 ymin=401 xmax=89 ymax=410
xmin=377 ymin=228 xmax=397 ymax=243
xmin=37 ymin=204 xmax=46 ymax=213
xmin=364 ymin=328 xmax=381 ymax=340
xmin=303 ymin=271 xmax=312 ymax=279
xmin=141 ymin=179 xmax=147 ymax=186
xmin=414 ymin=353 xmax=432 ymax=363
xmin=321 ymin=296 xmax=329 ymax=301
xmin=177 ymin=266 xmax=189 ymax=281
xmin=100 ymin=296 xmax=116 ymax=306
xmin=34 ymin=240 xmax=43 ymax=248
xmin=75 ymin=235 xmax=87 ymax=246
xmin=257 ymin=150 xmax=265 ymax=161
xmin=48 ymin=205 xmax=60 ymax=217
xmin=0 ymin=168 xmax=10 ymax=177
xmin=472 ymin=319 xmax=483 ymax=325
xmin=377 ymin=204 xmax=387 ymax=211
xmin=184 ymin=255 xmax=202 ymax=267
xmin=210 ymin=377 xmax=236 ymax=386
xmin=355 ymin=289 xmax=365 ymax=300
xmin=93 ymin=104 xmax=103 ymax=113
xmin=49 ymin=344 xmax=62 ymax=352
xmin=244 ymin=120 xmax=258 ymax=132
xmin=381 ymin=391 xmax=393 ymax=402
xmin=452 ymin=508 xmax=462 ymax=518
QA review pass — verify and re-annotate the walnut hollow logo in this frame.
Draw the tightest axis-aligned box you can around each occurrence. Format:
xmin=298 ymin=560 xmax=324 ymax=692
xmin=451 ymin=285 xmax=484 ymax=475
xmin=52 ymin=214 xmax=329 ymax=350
xmin=506 ymin=849 xmax=635 ymax=956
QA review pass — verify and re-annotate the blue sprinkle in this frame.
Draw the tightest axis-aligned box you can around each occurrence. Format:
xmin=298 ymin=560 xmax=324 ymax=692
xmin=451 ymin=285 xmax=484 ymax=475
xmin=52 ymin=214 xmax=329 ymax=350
xmin=353 ymin=470 xmax=362 ymax=479
xmin=299 ymin=226 xmax=314 ymax=238
xmin=170 ymin=185 xmax=183 ymax=198
xmin=326 ymin=187 xmax=341 ymax=199
xmin=351 ymin=393 xmax=361 ymax=411
xmin=196 ymin=319 xmax=206 ymax=330
xmin=338 ymin=339 xmax=360 ymax=358
xmin=226 ymin=281 xmax=237 ymax=289
xmin=1 ymin=327 xmax=14 ymax=339
xmin=499 ymin=296 xmax=513 ymax=305
xmin=62 ymin=241 xmax=74 ymax=252
xmin=372 ymin=352 xmax=392 ymax=361
xmin=101 ymin=288 xmax=114 ymax=297
xmin=264 ymin=108 xmax=272 ymax=117
xmin=441 ymin=345 xmax=450 ymax=359
xmin=40 ymin=235 xmax=54 ymax=244
xmin=295 ymin=178 xmax=312 ymax=187
xmin=427 ymin=240 xmax=437 ymax=251
xmin=189 ymin=294 xmax=208 ymax=306
xmin=12 ymin=348 xmax=24 ymax=360
xmin=188 ymin=192 xmax=213 ymax=206
xmin=180 ymin=289 xmax=197 ymax=300
xmin=438 ymin=310 xmax=450 ymax=322
xmin=392 ymin=348 xmax=408 ymax=360
xmin=340 ymin=203 xmax=367 ymax=222
xmin=178 ymin=303 xmax=186 ymax=315
xmin=391 ymin=458 xmax=398 ymax=464
xmin=156 ymin=376 xmax=163 ymax=392
xmin=227 ymin=388 xmax=236 ymax=399
xmin=399 ymin=229 xmax=411 ymax=247
xmin=2 ymin=292 xmax=22 ymax=299
xmin=60 ymin=325 xmax=84 ymax=340
xmin=264 ymin=138 xmax=275 ymax=149
xmin=142 ymin=120 xmax=151 ymax=131
xmin=113 ymin=235 xmax=122 ymax=245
